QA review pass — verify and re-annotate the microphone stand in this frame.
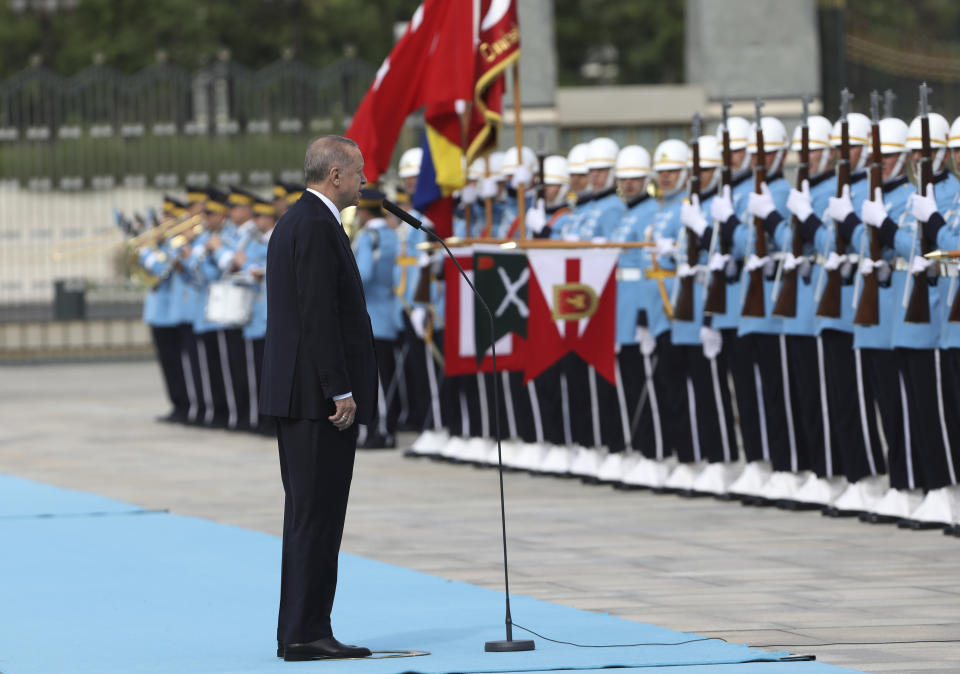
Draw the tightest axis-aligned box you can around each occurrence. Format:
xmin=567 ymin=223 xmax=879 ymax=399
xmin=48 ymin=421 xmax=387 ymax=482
xmin=383 ymin=199 xmax=534 ymax=653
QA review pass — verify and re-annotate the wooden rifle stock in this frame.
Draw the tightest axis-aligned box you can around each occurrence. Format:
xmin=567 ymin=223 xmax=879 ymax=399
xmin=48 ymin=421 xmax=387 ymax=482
xmin=703 ymin=105 xmax=732 ymax=316
xmin=853 ymin=91 xmax=884 ymax=326
xmin=904 ymin=84 xmax=934 ymax=324
xmin=772 ymin=104 xmax=810 ymax=318
xmin=741 ymin=101 xmax=767 ymax=318
xmin=674 ymin=115 xmax=702 ymax=321
xmin=816 ymin=92 xmax=853 ymax=318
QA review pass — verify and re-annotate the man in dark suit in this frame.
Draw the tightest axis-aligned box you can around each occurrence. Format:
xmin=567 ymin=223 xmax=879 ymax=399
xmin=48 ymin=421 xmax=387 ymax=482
xmin=260 ymin=135 xmax=378 ymax=661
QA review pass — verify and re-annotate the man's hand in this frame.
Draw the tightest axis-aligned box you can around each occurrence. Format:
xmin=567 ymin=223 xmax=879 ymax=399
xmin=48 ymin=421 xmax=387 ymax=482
xmin=205 ymin=232 xmax=222 ymax=253
xmin=329 ymin=395 xmax=357 ymax=431
xmin=230 ymin=248 xmax=246 ymax=272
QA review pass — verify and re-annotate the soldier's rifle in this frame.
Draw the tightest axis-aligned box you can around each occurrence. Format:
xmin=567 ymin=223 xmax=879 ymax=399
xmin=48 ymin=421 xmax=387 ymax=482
xmin=772 ymin=96 xmax=811 ymax=318
xmin=904 ymin=82 xmax=935 ymax=324
xmin=741 ymin=98 xmax=768 ymax=318
xmin=816 ymin=88 xmax=853 ymax=318
xmin=673 ymin=113 xmax=701 ymax=322
xmin=853 ymin=90 xmax=884 ymax=326
xmin=703 ymin=99 xmax=732 ymax=315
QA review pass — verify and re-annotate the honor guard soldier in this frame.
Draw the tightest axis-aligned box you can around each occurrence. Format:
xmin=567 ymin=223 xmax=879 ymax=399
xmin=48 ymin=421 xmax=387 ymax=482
xmin=602 ymin=145 xmax=657 ymax=476
xmin=723 ymin=114 xmax=796 ymax=503
xmin=843 ymin=116 xmax=914 ymax=520
xmin=573 ymin=137 xmax=625 ymax=241
xmin=497 ymin=145 xmax=539 ymax=238
xmin=140 ymin=197 xmax=190 ymax=423
xmin=453 ymin=158 xmax=487 ymax=238
xmin=233 ymin=197 xmax=275 ymax=434
xmin=882 ymin=109 xmax=960 ymax=527
xmin=353 ymin=188 xmax=401 ymax=448
xmin=673 ymin=133 xmax=738 ymax=494
xmin=187 ymin=187 xmax=242 ymax=428
xmin=527 ymin=154 xmax=574 ymax=239
xmin=620 ymin=138 xmax=688 ymax=489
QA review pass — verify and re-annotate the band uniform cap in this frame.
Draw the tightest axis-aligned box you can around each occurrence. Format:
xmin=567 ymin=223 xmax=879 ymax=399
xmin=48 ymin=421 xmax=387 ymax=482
xmin=253 ymin=198 xmax=276 ymax=216
xmin=205 ymin=186 xmax=230 ymax=214
xmin=283 ymin=182 xmax=305 ymax=204
xmin=227 ymin=185 xmax=257 ymax=206
xmin=185 ymin=184 xmax=208 ymax=205
xmin=358 ymin=187 xmax=386 ymax=209
xmin=272 ymin=182 xmax=288 ymax=199
xmin=163 ymin=195 xmax=187 ymax=213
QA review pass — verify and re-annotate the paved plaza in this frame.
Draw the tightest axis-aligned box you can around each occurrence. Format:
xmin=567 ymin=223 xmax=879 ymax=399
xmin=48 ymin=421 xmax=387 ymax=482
xmin=2 ymin=360 xmax=959 ymax=672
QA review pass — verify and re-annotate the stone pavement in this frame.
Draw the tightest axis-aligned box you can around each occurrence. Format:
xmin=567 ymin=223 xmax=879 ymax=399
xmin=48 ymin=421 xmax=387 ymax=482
xmin=2 ymin=360 xmax=959 ymax=673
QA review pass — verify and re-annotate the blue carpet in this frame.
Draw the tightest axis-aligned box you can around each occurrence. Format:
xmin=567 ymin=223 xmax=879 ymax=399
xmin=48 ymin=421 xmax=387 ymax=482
xmin=0 ymin=475 xmax=859 ymax=673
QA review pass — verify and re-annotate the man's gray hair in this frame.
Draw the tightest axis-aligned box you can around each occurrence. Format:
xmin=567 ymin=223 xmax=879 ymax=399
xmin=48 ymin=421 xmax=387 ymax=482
xmin=304 ymin=135 xmax=359 ymax=184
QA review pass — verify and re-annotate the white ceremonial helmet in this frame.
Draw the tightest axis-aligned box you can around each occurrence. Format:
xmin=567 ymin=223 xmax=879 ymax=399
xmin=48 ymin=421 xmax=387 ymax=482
xmin=615 ymin=145 xmax=651 ymax=179
xmin=715 ymin=115 xmax=752 ymax=171
xmin=398 ymin=147 xmax=423 ymax=178
xmin=878 ymin=117 xmax=909 ymax=182
xmin=467 ymin=156 xmax=487 ymax=182
xmin=749 ymin=116 xmax=789 ymax=175
xmin=566 ymin=142 xmax=590 ymax=175
xmin=502 ymin=145 xmax=538 ymax=177
xmin=586 ymin=137 xmax=620 ymax=170
xmin=488 ymin=151 xmax=506 ymax=182
xmin=907 ymin=112 xmax=950 ymax=173
xmin=691 ymin=135 xmax=722 ymax=192
xmin=830 ymin=112 xmax=872 ymax=172
xmin=653 ymin=138 xmax=690 ymax=198
xmin=949 ymin=116 xmax=960 ymax=149
xmin=791 ymin=115 xmax=834 ymax=176
xmin=542 ymin=154 xmax=570 ymax=207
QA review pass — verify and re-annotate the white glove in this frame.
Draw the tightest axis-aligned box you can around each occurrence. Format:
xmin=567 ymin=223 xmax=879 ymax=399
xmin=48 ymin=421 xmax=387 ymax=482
xmin=827 ymin=183 xmax=853 ymax=223
xmin=636 ymin=326 xmax=656 ymax=356
xmin=480 ymin=177 xmax=499 ymax=199
xmin=410 ymin=306 xmax=428 ymax=339
xmin=823 ymin=251 xmax=845 ymax=271
xmin=860 ymin=257 xmax=883 ymax=276
xmin=562 ymin=233 xmax=580 ymax=242
xmin=910 ymin=183 xmax=938 ymax=224
xmin=911 ymin=254 xmax=934 ymax=275
xmin=710 ymin=184 xmax=735 ymax=223
xmin=510 ymin=166 xmax=533 ymax=190
xmin=787 ymin=179 xmax=813 ymax=222
xmin=591 ymin=236 xmax=607 ymax=244
xmin=656 ymin=237 xmax=677 ymax=259
xmin=782 ymin=252 xmax=803 ymax=272
xmin=709 ymin=252 xmax=731 ymax=272
xmin=460 ymin=183 xmax=478 ymax=205
xmin=861 ymin=187 xmax=888 ymax=228
xmin=681 ymin=194 xmax=708 ymax=237
xmin=700 ymin=326 xmax=722 ymax=360
xmin=677 ymin=262 xmax=696 ymax=278
xmin=745 ymin=253 xmax=770 ymax=273
xmin=747 ymin=182 xmax=776 ymax=220
xmin=525 ymin=198 xmax=547 ymax=234
xmin=417 ymin=251 xmax=431 ymax=267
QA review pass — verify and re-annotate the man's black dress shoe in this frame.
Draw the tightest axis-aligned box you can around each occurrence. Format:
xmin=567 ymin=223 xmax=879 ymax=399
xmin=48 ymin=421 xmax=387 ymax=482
xmin=283 ymin=636 xmax=371 ymax=661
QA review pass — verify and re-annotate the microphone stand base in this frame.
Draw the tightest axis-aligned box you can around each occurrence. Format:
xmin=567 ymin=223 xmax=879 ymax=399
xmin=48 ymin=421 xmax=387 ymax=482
xmin=485 ymin=639 xmax=535 ymax=652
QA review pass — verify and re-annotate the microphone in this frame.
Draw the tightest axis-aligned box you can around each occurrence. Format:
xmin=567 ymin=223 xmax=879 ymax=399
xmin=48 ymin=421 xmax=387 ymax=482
xmin=387 ymin=199 xmax=534 ymax=653
xmin=382 ymin=198 xmax=423 ymax=230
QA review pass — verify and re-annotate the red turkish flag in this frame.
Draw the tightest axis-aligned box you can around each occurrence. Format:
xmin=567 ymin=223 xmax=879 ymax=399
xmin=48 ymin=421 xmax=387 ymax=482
xmin=346 ymin=0 xmax=474 ymax=183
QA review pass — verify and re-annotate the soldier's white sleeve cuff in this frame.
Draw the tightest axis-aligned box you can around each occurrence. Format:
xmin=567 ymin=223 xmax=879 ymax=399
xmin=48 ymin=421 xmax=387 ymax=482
xmin=333 ymin=392 xmax=352 ymax=400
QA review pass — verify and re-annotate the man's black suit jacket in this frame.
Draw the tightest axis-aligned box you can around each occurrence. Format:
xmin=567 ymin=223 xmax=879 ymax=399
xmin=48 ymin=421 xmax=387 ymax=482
xmin=259 ymin=190 xmax=377 ymax=424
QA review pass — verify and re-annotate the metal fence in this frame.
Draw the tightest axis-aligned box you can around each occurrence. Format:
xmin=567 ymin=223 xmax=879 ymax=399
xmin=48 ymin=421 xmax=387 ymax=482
xmin=0 ymin=55 xmax=376 ymax=353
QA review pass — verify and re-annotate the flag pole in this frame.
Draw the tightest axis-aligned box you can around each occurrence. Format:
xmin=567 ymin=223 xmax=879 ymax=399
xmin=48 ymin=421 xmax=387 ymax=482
xmin=459 ymin=100 xmax=473 ymax=235
xmin=512 ymin=62 xmax=526 ymax=240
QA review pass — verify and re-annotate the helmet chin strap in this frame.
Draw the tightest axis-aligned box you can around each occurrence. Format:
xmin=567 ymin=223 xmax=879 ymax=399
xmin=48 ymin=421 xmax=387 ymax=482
xmin=886 ymin=152 xmax=907 ymax=185
xmin=599 ymin=166 xmax=616 ymax=191
xmin=933 ymin=147 xmax=946 ymax=174
xmin=738 ymin=151 xmax=753 ymax=173
xmin=702 ymin=168 xmax=721 ymax=193
xmin=814 ymin=149 xmax=831 ymax=176
xmin=548 ymin=183 xmax=570 ymax=209
xmin=767 ymin=148 xmax=785 ymax=176
xmin=853 ymin=146 xmax=869 ymax=172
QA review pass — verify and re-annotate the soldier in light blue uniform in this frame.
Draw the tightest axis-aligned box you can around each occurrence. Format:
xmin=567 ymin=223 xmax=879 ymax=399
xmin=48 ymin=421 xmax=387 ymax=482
xmin=673 ymin=134 xmax=738 ymax=491
xmin=452 ymin=157 xmax=487 ymax=239
xmin=725 ymin=115 xmax=796 ymax=500
xmin=867 ymin=110 xmax=960 ymax=523
xmin=571 ymin=137 xmax=625 ymax=241
xmin=352 ymin=189 xmax=401 ymax=449
xmin=552 ymin=142 xmax=593 ymax=240
xmin=774 ymin=115 xmax=842 ymax=504
xmin=619 ymin=138 xmax=687 ymax=488
xmin=236 ymin=197 xmax=275 ymax=435
xmin=496 ymin=146 xmax=539 ymax=239
xmin=138 ymin=197 xmax=189 ymax=423
xmin=186 ymin=187 xmax=242 ymax=428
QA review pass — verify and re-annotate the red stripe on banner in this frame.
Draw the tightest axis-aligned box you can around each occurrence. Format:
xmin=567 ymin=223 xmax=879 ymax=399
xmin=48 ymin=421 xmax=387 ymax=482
xmin=573 ymin=265 xmax=618 ymax=385
xmin=564 ymin=257 xmax=580 ymax=341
